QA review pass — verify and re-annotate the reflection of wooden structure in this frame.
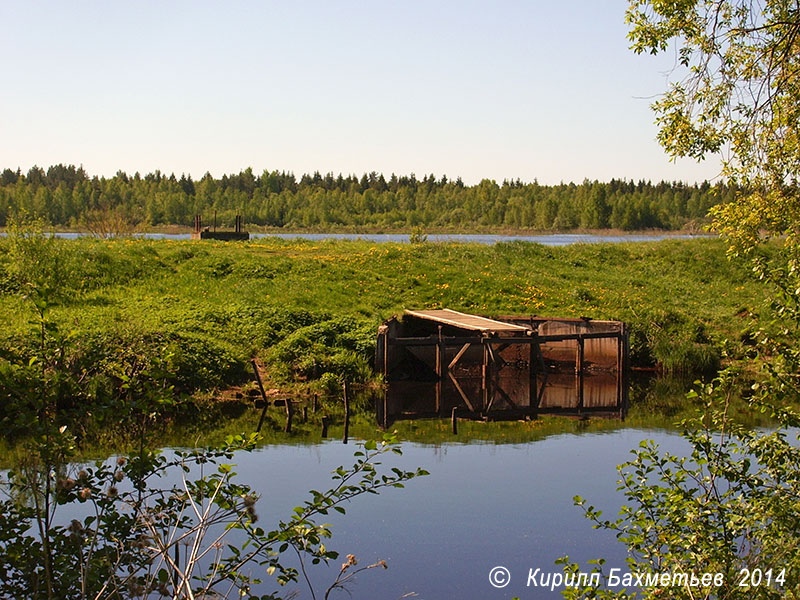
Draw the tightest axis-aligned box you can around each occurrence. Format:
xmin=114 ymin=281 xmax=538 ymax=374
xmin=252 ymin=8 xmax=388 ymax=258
xmin=191 ymin=213 xmax=249 ymax=241
xmin=375 ymin=309 xmax=628 ymax=425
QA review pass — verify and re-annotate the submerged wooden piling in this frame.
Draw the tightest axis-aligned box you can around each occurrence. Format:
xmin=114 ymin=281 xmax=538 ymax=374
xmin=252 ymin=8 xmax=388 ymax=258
xmin=435 ymin=326 xmax=444 ymax=414
xmin=283 ymin=394 xmax=293 ymax=433
xmin=252 ymin=359 xmax=269 ymax=433
xmin=321 ymin=415 xmax=329 ymax=438
xmin=342 ymin=380 xmax=350 ymax=444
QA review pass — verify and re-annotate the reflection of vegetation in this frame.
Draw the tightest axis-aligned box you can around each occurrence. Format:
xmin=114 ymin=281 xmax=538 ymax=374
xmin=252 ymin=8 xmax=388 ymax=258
xmin=5 ymin=375 xmax=788 ymax=465
xmin=0 ymin=428 xmax=425 ymax=599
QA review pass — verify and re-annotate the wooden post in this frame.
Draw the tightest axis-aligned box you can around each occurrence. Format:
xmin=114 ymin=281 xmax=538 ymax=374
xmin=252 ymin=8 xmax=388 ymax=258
xmin=321 ymin=415 xmax=329 ymax=438
xmin=534 ymin=340 xmax=549 ymax=408
xmin=435 ymin=326 xmax=444 ymax=415
xmin=252 ymin=359 xmax=270 ymax=433
xmin=529 ymin=340 xmax=536 ymax=410
xmin=381 ymin=329 xmax=389 ymax=379
xmin=482 ymin=340 xmax=490 ymax=412
xmin=284 ymin=397 xmax=293 ymax=433
xmin=375 ymin=389 xmax=384 ymax=429
xmin=576 ymin=336 xmax=584 ymax=411
xmin=382 ymin=389 xmax=389 ymax=429
xmin=436 ymin=325 xmax=446 ymax=415
xmin=437 ymin=326 xmax=446 ymax=380
xmin=302 ymin=405 xmax=308 ymax=423
xmin=342 ymin=380 xmax=350 ymax=444
xmin=313 ymin=393 xmax=318 ymax=413
xmin=451 ymin=407 xmax=458 ymax=435
xmin=617 ymin=325 xmax=630 ymax=416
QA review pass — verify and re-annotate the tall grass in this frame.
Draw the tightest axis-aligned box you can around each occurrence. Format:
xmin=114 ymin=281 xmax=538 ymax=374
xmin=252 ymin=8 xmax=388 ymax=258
xmin=0 ymin=237 xmax=764 ymax=400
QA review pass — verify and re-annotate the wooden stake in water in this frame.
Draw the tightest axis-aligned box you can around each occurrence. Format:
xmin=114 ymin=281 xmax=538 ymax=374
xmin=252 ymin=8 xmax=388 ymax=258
xmin=321 ymin=415 xmax=329 ymax=438
xmin=342 ymin=380 xmax=350 ymax=444
xmin=252 ymin=359 xmax=269 ymax=433
xmin=284 ymin=396 xmax=293 ymax=433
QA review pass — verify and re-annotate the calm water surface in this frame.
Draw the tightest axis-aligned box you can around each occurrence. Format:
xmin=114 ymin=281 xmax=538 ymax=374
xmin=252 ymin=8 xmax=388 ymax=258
xmin=0 ymin=377 xmax=715 ymax=598
xmin=218 ymin=428 xmax=690 ymax=599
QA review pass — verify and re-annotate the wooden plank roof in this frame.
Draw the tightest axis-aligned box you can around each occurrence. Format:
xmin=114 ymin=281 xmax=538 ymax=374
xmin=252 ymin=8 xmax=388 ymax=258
xmin=404 ymin=309 xmax=531 ymax=333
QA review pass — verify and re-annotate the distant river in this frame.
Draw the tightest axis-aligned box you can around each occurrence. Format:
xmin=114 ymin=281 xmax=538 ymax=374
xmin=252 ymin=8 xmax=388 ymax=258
xmin=26 ymin=232 xmax=713 ymax=245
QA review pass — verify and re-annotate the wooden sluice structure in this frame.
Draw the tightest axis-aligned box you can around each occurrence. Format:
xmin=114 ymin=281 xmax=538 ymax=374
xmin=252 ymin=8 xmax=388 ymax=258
xmin=375 ymin=309 xmax=629 ymax=426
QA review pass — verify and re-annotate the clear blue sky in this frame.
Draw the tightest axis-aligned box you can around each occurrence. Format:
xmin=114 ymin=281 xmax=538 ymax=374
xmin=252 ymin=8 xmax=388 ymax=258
xmin=0 ymin=1 xmax=720 ymax=185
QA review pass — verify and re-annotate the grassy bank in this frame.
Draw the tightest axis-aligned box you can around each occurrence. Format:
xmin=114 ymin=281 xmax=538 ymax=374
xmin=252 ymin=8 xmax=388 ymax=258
xmin=0 ymin=236 xmax=765 ymax=437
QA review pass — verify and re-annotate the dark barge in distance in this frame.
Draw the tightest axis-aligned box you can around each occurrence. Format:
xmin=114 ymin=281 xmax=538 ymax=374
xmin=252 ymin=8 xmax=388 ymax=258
xmin=375 ymin=309 xmax=629 ymax=425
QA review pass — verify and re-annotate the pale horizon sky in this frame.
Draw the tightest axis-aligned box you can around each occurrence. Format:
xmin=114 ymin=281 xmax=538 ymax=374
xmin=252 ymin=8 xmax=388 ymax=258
xmin=1 ymin=1 xmax=722 ymax=186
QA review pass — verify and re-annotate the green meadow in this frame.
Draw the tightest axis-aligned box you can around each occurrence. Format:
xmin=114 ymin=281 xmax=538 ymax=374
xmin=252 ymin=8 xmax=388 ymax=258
xmin=1 ymin=236 xmax=763 ymax=398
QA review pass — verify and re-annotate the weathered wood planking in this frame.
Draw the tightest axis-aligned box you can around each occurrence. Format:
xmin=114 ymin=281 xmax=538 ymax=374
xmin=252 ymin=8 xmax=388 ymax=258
xmin=404 ymin=309 xmax=531 ymax=333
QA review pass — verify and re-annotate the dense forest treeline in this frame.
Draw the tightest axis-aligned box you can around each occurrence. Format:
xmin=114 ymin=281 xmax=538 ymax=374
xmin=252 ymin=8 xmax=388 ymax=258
xmin=0 ymin=164 xmax=731 ymax=231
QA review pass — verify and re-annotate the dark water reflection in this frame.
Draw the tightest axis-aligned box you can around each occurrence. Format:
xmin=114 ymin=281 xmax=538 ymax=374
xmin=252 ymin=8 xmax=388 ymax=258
xmin=380 ymin=370 xmax=627 ymax=427
xmin=208 ymin=376 xmax=696 ymax=599
xmin=0 ymin=376 xmax=706 ymax=599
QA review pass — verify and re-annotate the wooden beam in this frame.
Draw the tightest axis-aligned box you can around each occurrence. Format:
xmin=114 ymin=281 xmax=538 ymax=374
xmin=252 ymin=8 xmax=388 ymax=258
xmin=494 ymin=384 xmax=519 ymax=410
xmin=486 ymin=342 xmax=498 ymax=365
xmin=391 ymin=335 xmax=483 ymax=347
xmin=537 ymin=331 xmax=620 ymax=342
xmin=448 ymin=372 xmax=477 ymax=412
xmin=448 ymin=343 xmax=472 ymax=370
xmin=485 ymin=388 xmax=496 ymax=413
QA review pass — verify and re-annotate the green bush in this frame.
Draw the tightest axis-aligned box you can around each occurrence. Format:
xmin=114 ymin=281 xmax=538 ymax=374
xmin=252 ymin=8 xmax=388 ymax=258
xmin=267 ymin=316 xmax=376 ymax=383
xmin=629 ymin=309 xmax=721 ymax=374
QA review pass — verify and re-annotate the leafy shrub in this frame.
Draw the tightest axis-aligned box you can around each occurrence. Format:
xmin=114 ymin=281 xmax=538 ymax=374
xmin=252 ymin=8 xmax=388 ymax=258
xmin=0 ymin=428 xmax=426 ymax=600
xmin=267 ymin=316 xmax=376 ymax=383
xmin=563 ymin=376 xmax=800 ymax=599
xmin=629 ymin=309 xmax=721 ymax=374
